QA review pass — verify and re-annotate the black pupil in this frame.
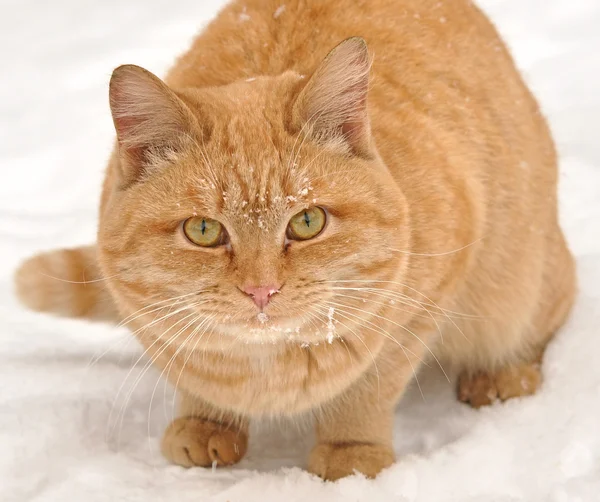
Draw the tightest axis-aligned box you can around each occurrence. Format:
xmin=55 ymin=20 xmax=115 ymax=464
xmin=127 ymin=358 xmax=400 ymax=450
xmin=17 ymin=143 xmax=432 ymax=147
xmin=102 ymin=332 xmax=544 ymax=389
xmin=304 ymin=212 xmax=311 ymax=227
xmin=201 ymin=219 xmax=207 ymax=235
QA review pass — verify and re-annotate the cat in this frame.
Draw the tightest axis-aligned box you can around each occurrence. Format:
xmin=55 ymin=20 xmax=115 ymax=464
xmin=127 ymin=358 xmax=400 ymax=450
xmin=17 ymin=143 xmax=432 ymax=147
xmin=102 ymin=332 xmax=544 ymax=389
xmin=15 ymin=0 xmax=576 ymax=480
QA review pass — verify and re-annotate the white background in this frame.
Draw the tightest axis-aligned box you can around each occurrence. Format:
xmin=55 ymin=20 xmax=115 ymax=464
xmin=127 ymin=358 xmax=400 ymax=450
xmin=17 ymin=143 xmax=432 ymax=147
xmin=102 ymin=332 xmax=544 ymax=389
xmin=1 ymin=1 xmax=599 ymax=500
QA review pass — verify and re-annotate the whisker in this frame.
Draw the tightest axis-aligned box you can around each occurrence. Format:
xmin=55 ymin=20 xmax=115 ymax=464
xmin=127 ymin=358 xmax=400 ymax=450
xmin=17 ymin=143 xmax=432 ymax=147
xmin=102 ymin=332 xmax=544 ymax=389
xmin=87 ymin=300 xmax=180 ymax=376
xmin=105 ymin=303 xmax=201 ymax=440
xmin=326 ymin=279 xmax=477 ymax=346
xmin=117 ymin=291 xmax=200 ymax=328
xmin=323 ymin=280 xmax=483 ymax=319
xmin=169 ymin=314 xmax=217 ymax=418
xmin=287 ymin=116 xmax=312 ymax=175
xmin=113 ymin=309 xmax=203 ymax=447
xmin=286 ymin=104 xmax=330 ymax=178
xmin=329 ymin=286 xmax=473 ymax=321
xmin=331 ymin=290 xmax=443 ymax=320
xmin=314 ymin=303 xmax=427 ymax=366
xmin=386 ymin=237 xmax=483 ymax=257
xmin=322 ymin=299 xmax=449 ymax=383
xmin=311 ymin=305 xmax=381 ymax=399
xmin=86 ymin=332 xmax=132 ymax=369
xmin=330 ymin=290 xmax=447 ymax=345
xmin=146 ymin=313 xmax=207 ymax=441
xmin=39 ymin=272 xmax=119 ymax=285
xmin=300 ymin=147 xmax=328 ymax=177
xmin=315 ymin=303 xmax=425 ymax=401
xmin=303 ymin=309 xmax=326 ymax=337
xmin=197 ymin=135 xmax=221 ymax=190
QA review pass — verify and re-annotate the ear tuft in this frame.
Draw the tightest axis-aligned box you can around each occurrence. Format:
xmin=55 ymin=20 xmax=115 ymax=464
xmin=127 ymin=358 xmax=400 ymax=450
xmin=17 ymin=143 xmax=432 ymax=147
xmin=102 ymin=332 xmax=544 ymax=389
xmin=292 ymin=37 xmax=372 ymax=157
xmin=109 ymin=65 xmax=196 ymax=183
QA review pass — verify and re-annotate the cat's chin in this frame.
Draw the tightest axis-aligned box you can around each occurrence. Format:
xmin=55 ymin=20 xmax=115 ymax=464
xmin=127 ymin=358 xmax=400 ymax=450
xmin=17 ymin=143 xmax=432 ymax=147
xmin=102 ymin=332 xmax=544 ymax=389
xmin=212 ymin=313 xmax=329 ymax=345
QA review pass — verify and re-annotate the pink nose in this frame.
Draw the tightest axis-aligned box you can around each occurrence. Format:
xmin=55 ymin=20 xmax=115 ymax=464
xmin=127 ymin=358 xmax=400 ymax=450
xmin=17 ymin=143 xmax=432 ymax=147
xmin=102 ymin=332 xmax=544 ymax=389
xmin=242 ymin=285 xmax=281 ymax=310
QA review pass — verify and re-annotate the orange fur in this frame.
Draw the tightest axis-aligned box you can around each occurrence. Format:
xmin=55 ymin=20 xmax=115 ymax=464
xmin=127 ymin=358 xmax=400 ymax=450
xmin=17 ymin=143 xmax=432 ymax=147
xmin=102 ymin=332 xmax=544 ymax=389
xmin=15 ymin=245 xmax=117 ymax=322
xmin=15 ymin=0 xmax=576 ymax=480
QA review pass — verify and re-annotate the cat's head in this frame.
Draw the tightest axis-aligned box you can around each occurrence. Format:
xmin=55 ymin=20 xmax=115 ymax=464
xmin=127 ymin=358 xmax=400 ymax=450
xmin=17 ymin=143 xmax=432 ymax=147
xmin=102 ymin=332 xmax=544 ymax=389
xmin=99 ymin=38 xmax=409 ymax=348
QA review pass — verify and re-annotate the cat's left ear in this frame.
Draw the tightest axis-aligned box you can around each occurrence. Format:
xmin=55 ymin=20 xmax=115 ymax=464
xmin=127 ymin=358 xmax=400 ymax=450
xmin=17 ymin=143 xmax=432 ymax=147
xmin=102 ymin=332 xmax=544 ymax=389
xmin=292 ymin=37 xmax=372 ymax=158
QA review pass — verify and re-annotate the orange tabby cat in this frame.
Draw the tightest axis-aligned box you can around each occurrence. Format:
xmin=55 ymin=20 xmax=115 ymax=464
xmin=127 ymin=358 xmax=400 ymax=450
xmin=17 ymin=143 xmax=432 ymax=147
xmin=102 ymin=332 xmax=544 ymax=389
xmin=15 ymin=0 xmax=576 ymax=480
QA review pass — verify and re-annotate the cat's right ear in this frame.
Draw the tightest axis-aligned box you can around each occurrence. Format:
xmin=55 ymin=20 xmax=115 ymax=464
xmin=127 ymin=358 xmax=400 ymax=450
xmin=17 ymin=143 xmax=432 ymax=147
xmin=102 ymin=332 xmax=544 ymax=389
xmin=109 ymin=65 xmax=197 ymax=184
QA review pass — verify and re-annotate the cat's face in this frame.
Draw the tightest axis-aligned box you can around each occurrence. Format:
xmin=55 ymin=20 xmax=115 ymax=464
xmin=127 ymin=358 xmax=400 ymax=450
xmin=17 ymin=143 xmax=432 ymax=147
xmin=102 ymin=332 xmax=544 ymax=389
xmin=99 ymin=39 xmax=409 ymax=349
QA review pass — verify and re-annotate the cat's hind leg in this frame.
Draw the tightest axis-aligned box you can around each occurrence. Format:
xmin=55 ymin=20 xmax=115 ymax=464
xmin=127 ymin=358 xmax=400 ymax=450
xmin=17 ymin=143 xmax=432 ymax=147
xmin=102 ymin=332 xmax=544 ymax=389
xmin=457 ymin=232 xmax=576 ymax=408
xmin=457 ymin=360 xmax=542 ymax=408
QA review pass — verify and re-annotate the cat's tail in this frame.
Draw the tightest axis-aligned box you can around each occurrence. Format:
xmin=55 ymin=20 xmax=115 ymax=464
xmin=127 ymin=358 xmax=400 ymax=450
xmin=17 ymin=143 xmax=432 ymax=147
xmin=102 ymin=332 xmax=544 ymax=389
xmin=14 ymin=245 xmax=119 ymax=322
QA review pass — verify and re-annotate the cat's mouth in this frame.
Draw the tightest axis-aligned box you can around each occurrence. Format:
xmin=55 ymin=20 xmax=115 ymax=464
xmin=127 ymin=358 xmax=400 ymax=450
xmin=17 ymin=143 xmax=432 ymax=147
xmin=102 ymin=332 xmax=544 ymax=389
xmin=213 ymin=312 xmax=325 ymax=344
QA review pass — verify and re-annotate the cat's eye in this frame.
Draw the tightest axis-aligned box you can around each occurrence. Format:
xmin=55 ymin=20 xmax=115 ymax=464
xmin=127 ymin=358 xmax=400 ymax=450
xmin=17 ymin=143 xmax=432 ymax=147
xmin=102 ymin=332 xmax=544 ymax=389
xmin=287 ymin=207 xmax=327 ymax=241
xmin=183 ymin=217 xmax=226 ymax=247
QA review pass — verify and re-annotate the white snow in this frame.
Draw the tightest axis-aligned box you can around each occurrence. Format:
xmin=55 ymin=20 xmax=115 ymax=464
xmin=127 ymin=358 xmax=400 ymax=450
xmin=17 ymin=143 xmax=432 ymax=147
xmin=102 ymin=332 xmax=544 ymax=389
xmin=239 ymin=6 xmax=251 ymax=22
xmin=273 ymin=5 xmax=287 ymax=19
xmin=326 ymin=306 xmax=336 ymax=343
xmin=1 ymin=0 xmax=600 ymax=501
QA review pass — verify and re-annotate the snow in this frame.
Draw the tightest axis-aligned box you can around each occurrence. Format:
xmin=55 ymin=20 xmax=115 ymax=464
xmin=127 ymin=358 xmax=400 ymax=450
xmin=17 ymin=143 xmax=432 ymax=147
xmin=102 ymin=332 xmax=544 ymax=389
xmin=326 ymin=306 xmax=336 ymax=343
xmin=273 ymin=5 xmax=285 ymax=19
xmin=1 ymin=0 xmax=599 ymax=500
xmin=239 ymin=6 xmax=251 ymax=22
xmin=273 ymin=5 xmax=287 ymax=20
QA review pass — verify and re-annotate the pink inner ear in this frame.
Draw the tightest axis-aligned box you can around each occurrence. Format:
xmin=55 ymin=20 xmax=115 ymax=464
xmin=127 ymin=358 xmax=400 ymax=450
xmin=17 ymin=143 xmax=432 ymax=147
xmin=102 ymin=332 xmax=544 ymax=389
xmin=294 ymin=37 xmax=373 ymax=157
xmin=342 ymin=121 xmax=361 ymax=146
xmin=112 ymin=112 xmax=146 ymax=164
xmin=108 ymin=64 xmax=195 ymax=180
xmin=332 ymin=57 xmax=370 ymax=146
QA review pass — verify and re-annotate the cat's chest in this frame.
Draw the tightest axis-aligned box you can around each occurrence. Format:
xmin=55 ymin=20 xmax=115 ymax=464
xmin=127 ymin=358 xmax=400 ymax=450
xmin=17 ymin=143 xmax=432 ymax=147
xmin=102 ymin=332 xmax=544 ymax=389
xmin=166 ymin=341 xmax=373 ymax=416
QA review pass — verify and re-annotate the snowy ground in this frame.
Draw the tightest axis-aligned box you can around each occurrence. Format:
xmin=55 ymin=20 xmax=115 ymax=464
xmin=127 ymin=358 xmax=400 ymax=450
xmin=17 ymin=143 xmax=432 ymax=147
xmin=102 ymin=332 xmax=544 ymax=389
xmin=1 ymin=1 xmax=599 ymax=501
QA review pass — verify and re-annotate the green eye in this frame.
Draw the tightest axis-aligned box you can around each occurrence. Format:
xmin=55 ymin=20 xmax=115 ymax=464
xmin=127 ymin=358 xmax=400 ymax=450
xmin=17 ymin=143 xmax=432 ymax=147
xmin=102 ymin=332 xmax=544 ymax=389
xmin=287 ymin=207 xmax=326 ymax=241
xmin=183 ymin=217 xmax=225 ymax=247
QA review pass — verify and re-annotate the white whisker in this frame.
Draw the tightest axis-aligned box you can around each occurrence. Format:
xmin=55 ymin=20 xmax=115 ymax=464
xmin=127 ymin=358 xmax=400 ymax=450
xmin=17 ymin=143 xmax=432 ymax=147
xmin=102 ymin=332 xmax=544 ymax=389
xmin=322 ymin=299 xmax=449 ymax=383
xmin=169 ymin=314 xmax=217 ymax=418
xmin=312 ymin=304 xmax=381 ymax=400
xmin=105 ymin=303 xmax=202 ymax=442
xmin=387 ymin=237 xmax=483 ymax=257
xmin=114 ymin=309 xmax=203 ymax=447
xmin=330 ymin=290 xmax=447 ymax=345
xmin=315 ymin=303 xmax=425 ymax=401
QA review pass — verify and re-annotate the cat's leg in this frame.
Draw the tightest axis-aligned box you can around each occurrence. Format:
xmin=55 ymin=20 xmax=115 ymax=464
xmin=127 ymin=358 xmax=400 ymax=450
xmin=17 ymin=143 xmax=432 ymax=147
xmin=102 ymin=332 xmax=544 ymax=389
xmin=458 ymin=232 xmax=576 ymax=408
xmin=457 ymin=359 xmax=543 ymax=408
xmin=161 ymin=392 xmax=248 ymax=468
xmin=457 ymin=303 xmax=572 ymax=408
xmin=308 ymin=342 xmax=422 ymax=480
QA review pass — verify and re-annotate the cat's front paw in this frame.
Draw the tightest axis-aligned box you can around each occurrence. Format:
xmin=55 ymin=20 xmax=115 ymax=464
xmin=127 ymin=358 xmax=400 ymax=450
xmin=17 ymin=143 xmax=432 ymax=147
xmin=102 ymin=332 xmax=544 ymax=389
xmin=161 ymin=417 xmax=247 ymax=468
xmin=308 ymin=442 xmax=395 ymax=481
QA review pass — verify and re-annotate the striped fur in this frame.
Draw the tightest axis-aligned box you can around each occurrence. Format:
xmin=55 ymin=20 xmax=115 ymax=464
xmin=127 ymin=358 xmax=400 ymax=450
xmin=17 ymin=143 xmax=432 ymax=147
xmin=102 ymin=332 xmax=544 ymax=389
xmin=14 ymin=245 xmax=118 ymax=322
xmin=13 ymin=0 xmax=577 ymax=480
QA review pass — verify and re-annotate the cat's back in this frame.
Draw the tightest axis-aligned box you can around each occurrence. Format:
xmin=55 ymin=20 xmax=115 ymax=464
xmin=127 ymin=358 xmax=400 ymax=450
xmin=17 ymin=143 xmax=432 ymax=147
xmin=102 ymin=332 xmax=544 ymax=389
xmin=169 ymin=0 xmax=502 ymax=82
xmin=167 ymin=0 xmax=553 ymax=216
xmin=169 ymin=0 xmax=513 ymax=90
xmin=168 ymin=0 xmax=549 ymax=169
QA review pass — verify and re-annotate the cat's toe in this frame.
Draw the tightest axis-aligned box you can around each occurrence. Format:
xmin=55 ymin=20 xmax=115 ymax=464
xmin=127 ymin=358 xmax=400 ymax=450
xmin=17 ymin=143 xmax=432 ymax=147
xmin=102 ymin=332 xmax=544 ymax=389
xmin=308 ymin=442 xmax=395 ymax=481
xmin=494 ymin=363 xmax=542 ymax=400
xmin=458 ymin=363 xmax=542 ymax=408
xmin=457 ymin=371 xmax=499 ymax=408
xmin=161 ymin=417 xmax=247 ymax=468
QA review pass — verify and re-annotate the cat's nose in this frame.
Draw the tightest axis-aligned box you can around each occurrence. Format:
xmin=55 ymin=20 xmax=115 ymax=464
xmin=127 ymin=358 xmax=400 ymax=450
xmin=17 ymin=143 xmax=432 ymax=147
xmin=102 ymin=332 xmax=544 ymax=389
xmin=241 ymin=285 xmax=281 ymax=310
